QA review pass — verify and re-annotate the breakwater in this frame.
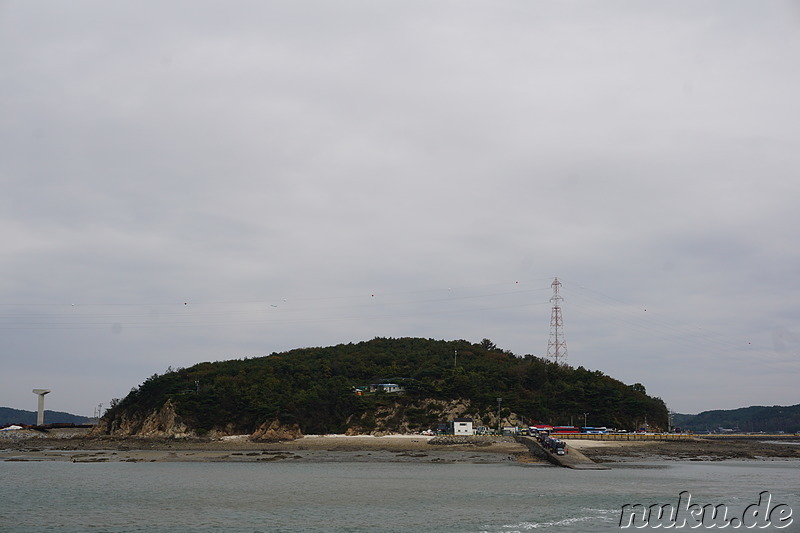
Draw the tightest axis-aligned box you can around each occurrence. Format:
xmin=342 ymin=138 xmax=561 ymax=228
xmin=516 ymin=436 xmax=609 ymax=470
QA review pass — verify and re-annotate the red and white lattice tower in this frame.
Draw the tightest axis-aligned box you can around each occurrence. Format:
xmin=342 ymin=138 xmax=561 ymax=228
xmin=546 ymin=277 xmax=568 ymax=366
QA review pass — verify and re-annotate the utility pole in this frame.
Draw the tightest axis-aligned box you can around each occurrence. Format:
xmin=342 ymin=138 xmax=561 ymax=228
xmin=496 ymin=397 xmax=503 ymax=434
xmin=454 ymin=349 xmax=457 ymax=368
xmin=583 ymin=412 xmax=588 ymax=427
xmin=546 ymin=277 xmax=568 ymax=365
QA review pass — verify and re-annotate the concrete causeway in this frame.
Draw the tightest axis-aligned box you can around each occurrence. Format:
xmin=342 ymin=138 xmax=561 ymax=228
xmin=516 ymin=436 xmax=609 ymax=470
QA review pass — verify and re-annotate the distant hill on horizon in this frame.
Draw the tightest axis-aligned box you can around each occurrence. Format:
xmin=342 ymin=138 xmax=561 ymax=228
xmin=0 ymin=406 xmax=93 ymax=426
xmin=673 ymin=404 xmax=800 ymax=434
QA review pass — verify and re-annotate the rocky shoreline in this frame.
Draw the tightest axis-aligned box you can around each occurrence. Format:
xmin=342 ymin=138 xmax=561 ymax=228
xmin=2 ymin=429 xmax=799 ymax=464
xmin=0 ymin=429 xmax=534 ymax=464
xmin=566 ymin=437 xmax=800 ymax=462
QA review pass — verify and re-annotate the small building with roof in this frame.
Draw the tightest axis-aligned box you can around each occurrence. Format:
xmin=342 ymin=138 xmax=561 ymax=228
xmin=451 ymin=417 xmax=474 ymax=436
xmin=369 ymin=383 xmax=404 ymax=393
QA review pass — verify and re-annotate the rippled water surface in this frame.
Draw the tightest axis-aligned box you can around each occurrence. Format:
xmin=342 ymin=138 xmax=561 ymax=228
xmin=1 ymin=460 xmax=798 ymax=532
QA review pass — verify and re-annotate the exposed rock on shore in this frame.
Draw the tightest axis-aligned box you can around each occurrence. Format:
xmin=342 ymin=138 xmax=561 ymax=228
xmin=250 ymin=420 xmax=303 ymax=441
xmin=569 ymin=438 xmax=800 ymax=462
xmin=343 ymin=398 xmax=527 ymax=436
xmin=428 ymin=435 xmax=493 ymax=446
xmin=0 ymin=433 xmax=531 ymax=464
xmin=94 ymin=400 xmax=194 ymax=439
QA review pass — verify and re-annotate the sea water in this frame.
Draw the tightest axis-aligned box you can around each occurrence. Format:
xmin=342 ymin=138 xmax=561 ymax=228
xmin=0 ymin=461 xmax=798 ymax=532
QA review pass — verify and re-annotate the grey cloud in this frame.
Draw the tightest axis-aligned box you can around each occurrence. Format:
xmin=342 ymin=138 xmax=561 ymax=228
xmin=2 ymin=1 xmax=799 ymax=415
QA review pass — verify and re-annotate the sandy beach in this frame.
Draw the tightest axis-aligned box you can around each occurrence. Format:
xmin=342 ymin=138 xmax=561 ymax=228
xmin=3 ymin=429 xmax=799 ymax=464
xmin=0 ymin=430 xmax=535 ymax=464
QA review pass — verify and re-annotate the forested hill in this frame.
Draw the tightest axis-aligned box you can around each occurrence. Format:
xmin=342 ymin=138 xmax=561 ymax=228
xmin=102 ymin=337 xmax=667 ymax=436
xmin=673 ymin=404 xmax=800 ymax=434
xmin=0 ymin=407 xmax=92 ymax=426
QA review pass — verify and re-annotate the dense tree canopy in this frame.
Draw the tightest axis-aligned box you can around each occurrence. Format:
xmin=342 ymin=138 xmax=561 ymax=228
xmin=103 ymin=337 xmax=668 ymax=435
xmin=673 ymin=404 xmax=800 ymax=434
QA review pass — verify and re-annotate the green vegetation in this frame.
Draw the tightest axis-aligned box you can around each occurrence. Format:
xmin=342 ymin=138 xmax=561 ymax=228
xmin=0 ymin=407 xmax=91 ymax=426
xmin=673 ymin=404 xmax=800 ymax=434
xmin=102 ymin=337 xmax=668 ymax=435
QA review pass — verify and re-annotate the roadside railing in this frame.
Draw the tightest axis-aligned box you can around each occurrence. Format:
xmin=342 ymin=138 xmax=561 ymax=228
xmin=551 ymin=433 xmax=695 ymax=441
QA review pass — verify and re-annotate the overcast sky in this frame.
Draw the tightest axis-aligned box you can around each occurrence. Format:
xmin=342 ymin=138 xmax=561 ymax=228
xmin=2 ymin=1 xmax=799 ymax=418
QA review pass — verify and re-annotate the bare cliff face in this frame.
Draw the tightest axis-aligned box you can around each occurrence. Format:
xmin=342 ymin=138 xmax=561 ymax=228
xmin=96 ymin=400 xmax=194 ymax=438
xmin=96 ymin=400 xmax=304 ymax=441
xmin=96 ymin=396 xmax=521 ymax=439
xmin=344 ymin=398 xmax=522 ymax=435
xmin=250 ymin=419 xmax=303 ymax=441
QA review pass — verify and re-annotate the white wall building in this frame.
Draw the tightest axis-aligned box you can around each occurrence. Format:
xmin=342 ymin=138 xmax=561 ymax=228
xmin=369 ymin=383 xmax=404 ymax=393
xmin=452 ymin=417 xmax=474 ymax=436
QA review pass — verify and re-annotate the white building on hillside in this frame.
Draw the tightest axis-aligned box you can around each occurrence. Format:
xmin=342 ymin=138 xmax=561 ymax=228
xmin=451 ymin=417 xmax=474 ymax=436
xmin=369 ymin=383 xmax=404 ymax=393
